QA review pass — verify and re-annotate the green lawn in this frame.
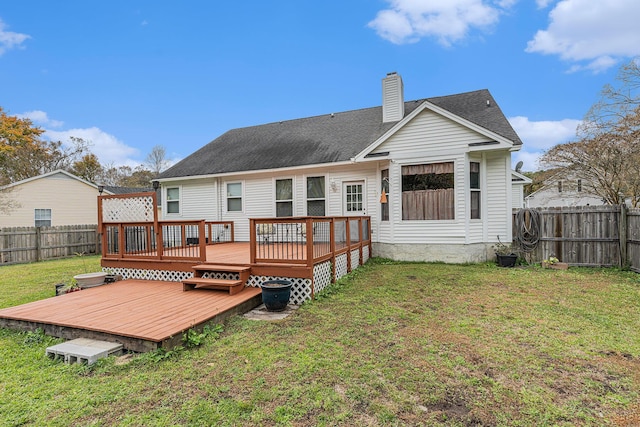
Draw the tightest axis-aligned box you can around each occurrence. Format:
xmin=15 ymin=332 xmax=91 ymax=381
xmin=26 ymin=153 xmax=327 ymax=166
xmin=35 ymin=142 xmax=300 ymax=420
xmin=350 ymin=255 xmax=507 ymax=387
xmin=1 ymin=257 xmax=640 ymax=426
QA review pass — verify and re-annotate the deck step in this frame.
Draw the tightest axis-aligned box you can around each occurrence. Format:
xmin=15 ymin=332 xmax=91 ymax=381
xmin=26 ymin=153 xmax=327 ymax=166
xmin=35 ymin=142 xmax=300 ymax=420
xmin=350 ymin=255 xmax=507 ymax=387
xmin=182 ymin=278 xmax=245 ymax=295
xmin=192 ymin=264 xmax=251 ymax=273
xmin=46 ymin=338 xmax=123 ymax=365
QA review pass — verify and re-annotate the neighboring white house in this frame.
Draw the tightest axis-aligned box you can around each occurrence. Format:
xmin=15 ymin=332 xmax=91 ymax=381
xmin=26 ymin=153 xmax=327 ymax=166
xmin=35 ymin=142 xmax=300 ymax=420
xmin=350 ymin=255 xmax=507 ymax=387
xmin=525 ymin=174 xmax=603 ymax=208
xmin=512 ymin=170 xmax=533 ymax=209
xmin=156 ymin=72 xmax=524 ymax=263
xmin=0 ymin=170 xmax=113 ymax=228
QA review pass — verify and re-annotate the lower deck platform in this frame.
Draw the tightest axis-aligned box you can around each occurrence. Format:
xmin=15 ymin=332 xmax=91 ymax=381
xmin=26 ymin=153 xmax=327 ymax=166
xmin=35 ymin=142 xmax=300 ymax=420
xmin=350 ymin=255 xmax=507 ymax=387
xmin=0 ymin=279 xmax=262 ymax=352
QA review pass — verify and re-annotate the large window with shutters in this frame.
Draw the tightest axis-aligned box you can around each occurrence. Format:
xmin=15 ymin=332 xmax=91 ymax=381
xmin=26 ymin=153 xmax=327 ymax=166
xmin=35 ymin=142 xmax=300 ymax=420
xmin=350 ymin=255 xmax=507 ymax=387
xmin=276 ymin=178 xmax=293 ymax=217
xmin=306 ymin=176 xmax=325 ymax=216
xmin=401 ymin=162 xmax=454 ymax=220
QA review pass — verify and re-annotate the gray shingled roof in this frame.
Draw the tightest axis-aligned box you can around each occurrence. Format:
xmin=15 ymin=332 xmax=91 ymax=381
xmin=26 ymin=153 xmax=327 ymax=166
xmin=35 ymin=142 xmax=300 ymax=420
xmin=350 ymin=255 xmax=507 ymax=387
xmin=159 ymin=89 xmax=522 ymax=179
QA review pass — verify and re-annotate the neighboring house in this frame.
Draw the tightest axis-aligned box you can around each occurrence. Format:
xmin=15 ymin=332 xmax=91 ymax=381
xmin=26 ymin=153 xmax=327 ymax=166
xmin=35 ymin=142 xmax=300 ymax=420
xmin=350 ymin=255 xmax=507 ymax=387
xmin=156 ymin=72 xmax=524 ymax=263
xmin=525 ymin=174 xmax=603 ymax=208
xmin=0 ymin=170 xmax=113 ymax=228
xmin=512 ymin=170 xmax=533 ymax=209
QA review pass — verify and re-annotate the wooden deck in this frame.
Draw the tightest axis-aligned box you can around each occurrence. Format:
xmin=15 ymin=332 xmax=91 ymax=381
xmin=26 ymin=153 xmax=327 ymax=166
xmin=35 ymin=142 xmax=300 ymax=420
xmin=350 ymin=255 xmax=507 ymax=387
xmin=0 ymin=279 xmax=262 ymax=352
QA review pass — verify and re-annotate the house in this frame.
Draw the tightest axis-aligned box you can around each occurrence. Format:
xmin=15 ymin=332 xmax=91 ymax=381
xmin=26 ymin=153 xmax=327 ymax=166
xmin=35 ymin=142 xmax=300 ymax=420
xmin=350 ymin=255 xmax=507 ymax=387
xmin=525 ymin=173 xmax=603 ymax=208
xmin=512 ymin=170 xmax=533 ymax=209
xmin=0 ymin=170 xmax=113 ymax=228
xmin=155 ymin=72 xmax=524 ymax=263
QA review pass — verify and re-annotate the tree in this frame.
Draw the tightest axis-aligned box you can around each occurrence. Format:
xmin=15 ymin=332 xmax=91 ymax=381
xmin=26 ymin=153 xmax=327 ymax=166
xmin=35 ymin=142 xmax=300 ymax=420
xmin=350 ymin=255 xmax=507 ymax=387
xmin=541 ymin=58 xmax=640 ymax=207
xmin=119 ymin=166 xmax=155 ymax=188
xmin=145 ymin=145 xmax=169 ymax=176
xmin=0 ymin=107 xmax=89 ymax=184
xmin=71 ymin=153 xmax=104 ymax=183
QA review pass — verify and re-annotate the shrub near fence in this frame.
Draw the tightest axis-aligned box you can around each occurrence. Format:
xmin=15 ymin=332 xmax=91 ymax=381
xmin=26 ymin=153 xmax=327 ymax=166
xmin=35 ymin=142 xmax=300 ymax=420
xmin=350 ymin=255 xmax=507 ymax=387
xmin=514 ymin=205 xmax=640 ymax=272
xmin=0 ymin=225 xmax=99 ymax=265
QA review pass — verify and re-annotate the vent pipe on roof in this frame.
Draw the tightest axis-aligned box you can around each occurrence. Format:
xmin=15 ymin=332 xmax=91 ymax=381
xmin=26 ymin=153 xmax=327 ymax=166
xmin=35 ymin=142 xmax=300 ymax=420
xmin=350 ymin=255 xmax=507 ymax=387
xmin=382 ymin=72 xmax=404 ymax=123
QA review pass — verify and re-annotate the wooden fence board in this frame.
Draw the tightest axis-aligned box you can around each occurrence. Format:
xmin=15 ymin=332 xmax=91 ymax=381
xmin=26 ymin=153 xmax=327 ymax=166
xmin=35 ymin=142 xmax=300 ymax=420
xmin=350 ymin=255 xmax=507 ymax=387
xmin=0 ymin=225 xmax=99 ymax=265
xmin=514 ymin=205 xmax=640 ymax=269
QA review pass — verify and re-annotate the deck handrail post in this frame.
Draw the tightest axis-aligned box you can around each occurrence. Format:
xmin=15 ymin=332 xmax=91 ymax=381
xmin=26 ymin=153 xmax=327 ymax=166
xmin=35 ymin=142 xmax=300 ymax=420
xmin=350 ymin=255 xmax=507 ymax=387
xmin=306 ymin=217 xmax=314 ymax=268
xmin=345 ymin=218 xmax=351 ymax=272
xmin=230 ymin=222 xmax=235 ymax=243
xmin=249 ymin=219 xmax=256 ymax=264
xmin=198 ymin=220 xmax=206 ymax=261
xmin=157 ymin=222 xmax=164 ymax=260
xmin=118 ymin=223 xmax=125 ymax=259
xmin=330 ymin=218 xmax=336 ymax=283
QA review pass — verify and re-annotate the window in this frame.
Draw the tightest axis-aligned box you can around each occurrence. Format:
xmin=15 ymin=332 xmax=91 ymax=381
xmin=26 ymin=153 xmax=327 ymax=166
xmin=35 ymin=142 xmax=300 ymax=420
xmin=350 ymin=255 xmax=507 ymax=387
xmin=306 ymin=176 xmax=325 ymax=216
xmin=401 ymin=162 xmax=454 ymax=220
xmin=558 ymin=181 xmax=562 ymax=193
xmin=381 ymin=169 xmax=389 ymax=221
xmin=276 ymin=178 xmax=293 ymax=217
xmin=345 ymin=183 xmax=364 ymax=212
xmin=577 ymin=179 xmax=582 ymax=192
xmin=470 ymin=162 xmax=481 ymax=219
xmin=34 ymin=209 xmax=51 ymax=227
xmin=166 ymin=187 xmax=180 ymax=214
xmin=227 ymin=182 xmax=242 ymax=212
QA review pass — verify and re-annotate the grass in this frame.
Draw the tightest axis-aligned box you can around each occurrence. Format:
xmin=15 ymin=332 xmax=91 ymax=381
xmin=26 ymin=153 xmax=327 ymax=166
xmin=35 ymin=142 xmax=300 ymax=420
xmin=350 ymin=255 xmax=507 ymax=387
xmin=1 ymin=257 xmax=640 ymax=425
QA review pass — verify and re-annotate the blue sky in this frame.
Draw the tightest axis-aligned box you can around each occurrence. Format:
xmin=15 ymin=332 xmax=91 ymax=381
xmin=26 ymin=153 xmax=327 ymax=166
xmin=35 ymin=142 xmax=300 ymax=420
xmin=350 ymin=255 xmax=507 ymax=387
xmin=2 ymin=0 xmax=639 ymax=172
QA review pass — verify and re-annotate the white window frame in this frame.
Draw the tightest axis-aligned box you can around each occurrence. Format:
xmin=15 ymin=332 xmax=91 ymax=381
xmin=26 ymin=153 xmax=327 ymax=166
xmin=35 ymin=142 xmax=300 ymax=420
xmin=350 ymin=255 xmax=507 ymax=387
xmin=226 ymin=181 xmax=244 ymax=213
xmin=34 ymin=208 xmax=52 ymax=227
xmin=165 ymin=186 xmax=181 ymax=215
xmin=275 ymin=177 xmax=294 ymax=217
xmin=305 ymin=175 xmax=326 ymax=216
xmin=470 ymin=161 xmax=481 ymax=220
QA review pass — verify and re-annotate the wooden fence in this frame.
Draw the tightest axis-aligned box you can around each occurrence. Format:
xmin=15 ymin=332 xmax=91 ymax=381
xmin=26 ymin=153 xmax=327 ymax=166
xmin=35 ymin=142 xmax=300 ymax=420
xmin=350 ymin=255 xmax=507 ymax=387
xmin=514 ymin=205 xmax=640 ymax=272
xmin=0 ymin=225 xmax=99 ymax=265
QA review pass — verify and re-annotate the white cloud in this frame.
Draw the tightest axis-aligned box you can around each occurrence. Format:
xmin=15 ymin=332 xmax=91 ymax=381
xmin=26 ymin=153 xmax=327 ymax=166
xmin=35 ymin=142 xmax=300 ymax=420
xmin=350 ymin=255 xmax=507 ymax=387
xmin=368 ymin=0 xmax=510 ymax=46
xmin=45 ymin=127 xmax=140 ymax=167
xmin=0 ymin=18 xmax=30 ymax=56
xmin=17 ymin=110 xmax=64 ymax=128
xmin=526 ymin=0 xmax=640 ymax=73
xmin=535 ymin=0 xmax=554 ymax=8
xmin=509 ymin=116 xmax=581 ymax=171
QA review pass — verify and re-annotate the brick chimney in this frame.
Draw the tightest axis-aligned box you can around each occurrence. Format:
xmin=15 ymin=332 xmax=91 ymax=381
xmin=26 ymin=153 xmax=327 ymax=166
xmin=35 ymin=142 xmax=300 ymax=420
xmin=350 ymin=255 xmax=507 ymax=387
xmin=382 ymin=72 xmax=404 ymax=123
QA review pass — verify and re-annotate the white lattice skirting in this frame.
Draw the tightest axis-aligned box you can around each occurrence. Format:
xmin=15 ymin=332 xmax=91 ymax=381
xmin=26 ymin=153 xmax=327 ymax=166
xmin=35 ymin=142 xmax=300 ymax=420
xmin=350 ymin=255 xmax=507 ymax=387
xmin=105 ymin=245 xmax=371 ymax=305
xmin=103 ymin=267 xmax=193 ymax=282
xmin=248 ymin=275 xmax=311 ymax=305
xmin=362 ymin=245 xmax=370 ymax=263
xmin=350 ymin=249 xmax=360 ymax=271
xmin=336 ymin=253 xmax=348 ymax=280
xmin=313 ymin=261 xmax=332 ymax=296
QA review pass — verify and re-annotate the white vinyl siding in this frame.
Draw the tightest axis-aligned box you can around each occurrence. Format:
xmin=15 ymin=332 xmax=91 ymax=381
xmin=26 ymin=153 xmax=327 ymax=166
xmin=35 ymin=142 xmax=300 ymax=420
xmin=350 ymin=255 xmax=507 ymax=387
xmin=34 ymin=209 xmax=52 ymax=227
xmin=0 ymin=171 xmax=101 ymax=228
xmin=486 ymin=153 xmax=511 ymax=242
xmin=179 ymin=179 xmax=217 ymax=220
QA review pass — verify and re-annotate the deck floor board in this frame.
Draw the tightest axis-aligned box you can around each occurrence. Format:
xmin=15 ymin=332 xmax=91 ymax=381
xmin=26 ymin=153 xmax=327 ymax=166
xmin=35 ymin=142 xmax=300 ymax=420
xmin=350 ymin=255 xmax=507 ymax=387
xmin=0 ymin=280 xmax=261 ymax=346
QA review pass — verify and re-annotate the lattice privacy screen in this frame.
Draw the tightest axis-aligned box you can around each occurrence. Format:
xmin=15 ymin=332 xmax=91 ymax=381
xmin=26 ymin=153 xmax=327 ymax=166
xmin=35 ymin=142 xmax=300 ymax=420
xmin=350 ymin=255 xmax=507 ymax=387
xmin=102 ymin=195 xmax=155 ymax=223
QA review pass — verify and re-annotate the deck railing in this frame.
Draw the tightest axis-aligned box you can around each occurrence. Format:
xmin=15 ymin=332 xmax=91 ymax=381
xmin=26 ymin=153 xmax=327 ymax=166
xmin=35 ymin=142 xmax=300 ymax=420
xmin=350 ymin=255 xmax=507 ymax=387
xmin=101 ymin=220 xmax=234 ymax=262
xmin=249 ymin=216 xmax=371 ymax=266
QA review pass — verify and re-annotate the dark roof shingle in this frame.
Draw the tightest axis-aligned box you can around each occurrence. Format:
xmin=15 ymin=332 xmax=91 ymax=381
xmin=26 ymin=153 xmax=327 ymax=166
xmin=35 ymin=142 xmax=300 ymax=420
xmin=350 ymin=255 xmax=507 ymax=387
xmin=159 ymin=89 xmax=521 ymax=179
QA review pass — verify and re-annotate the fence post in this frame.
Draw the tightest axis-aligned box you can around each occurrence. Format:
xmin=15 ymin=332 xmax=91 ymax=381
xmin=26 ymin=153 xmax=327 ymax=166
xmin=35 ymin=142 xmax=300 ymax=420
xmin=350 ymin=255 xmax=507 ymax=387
xmin=35 ymin=226 xmax=42 ymax=262
xmin=620 ymin=204 xmax=628 ymax=268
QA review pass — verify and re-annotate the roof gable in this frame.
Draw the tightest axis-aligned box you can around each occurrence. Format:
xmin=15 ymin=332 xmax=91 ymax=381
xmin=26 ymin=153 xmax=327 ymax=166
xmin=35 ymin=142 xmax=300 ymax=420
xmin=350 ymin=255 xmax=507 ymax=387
xmin=159 ymin=89 xmax=522 ymax=180
xmin=1 ymin=169 xmax=110 ymax=193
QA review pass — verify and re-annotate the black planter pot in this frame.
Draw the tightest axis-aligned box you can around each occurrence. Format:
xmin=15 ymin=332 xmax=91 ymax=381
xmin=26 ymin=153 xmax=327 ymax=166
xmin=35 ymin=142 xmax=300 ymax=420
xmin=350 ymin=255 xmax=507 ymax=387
xmin=261 ymin=280 xmax=292 ymax=312
xmin=496 ymin=254 xmax=518 ymax=268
